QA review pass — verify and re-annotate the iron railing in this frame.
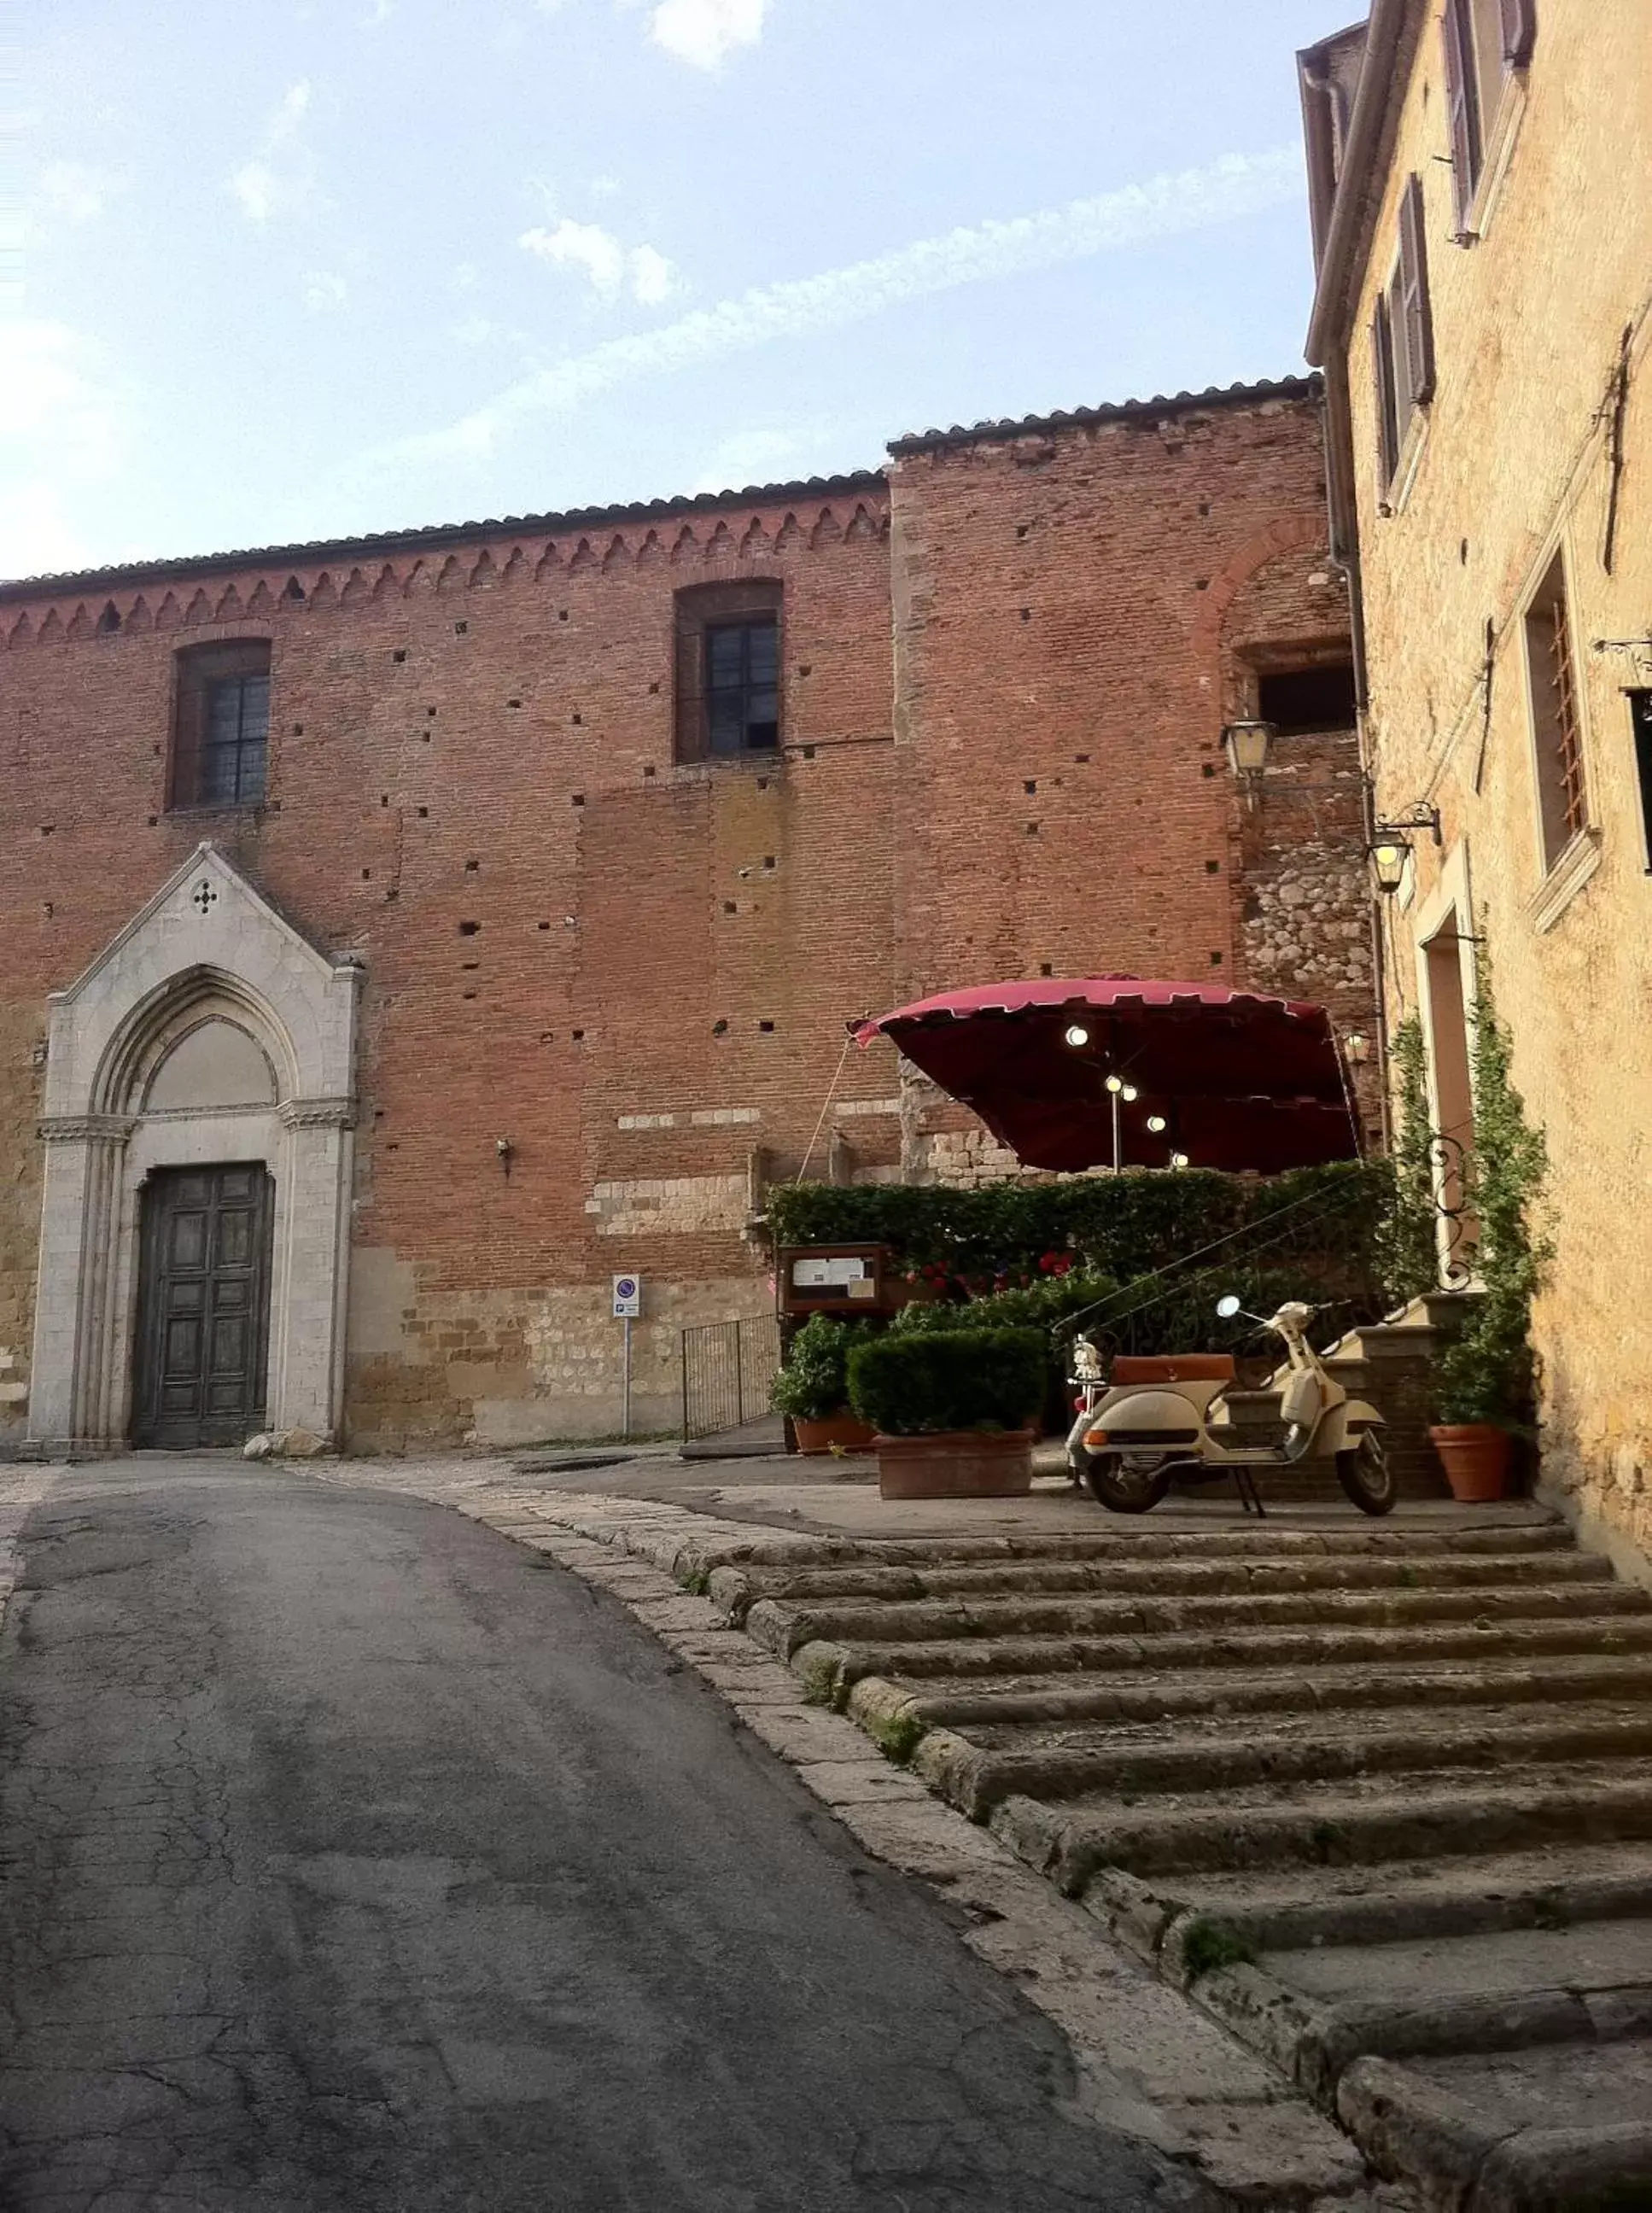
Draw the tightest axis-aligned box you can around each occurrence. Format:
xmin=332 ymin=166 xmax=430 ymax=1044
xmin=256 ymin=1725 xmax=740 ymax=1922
xmin=680 ymin=1314 xmax=781 ymax=1441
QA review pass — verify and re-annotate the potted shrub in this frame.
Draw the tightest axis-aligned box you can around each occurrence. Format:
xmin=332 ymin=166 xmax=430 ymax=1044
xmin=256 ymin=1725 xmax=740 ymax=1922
xmin=846 ymin=1327 xmax=1047 ymax=1498
xmin=770 ymin=1314 xmax=879 ymax=1454
xmin=1426 ymin=962 xmax=1551 ymax=1502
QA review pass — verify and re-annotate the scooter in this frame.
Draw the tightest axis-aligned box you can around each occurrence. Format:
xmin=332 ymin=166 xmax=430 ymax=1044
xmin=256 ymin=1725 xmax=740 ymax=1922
xmin=1065 ymin=1295 xmax=1395 ymax=1517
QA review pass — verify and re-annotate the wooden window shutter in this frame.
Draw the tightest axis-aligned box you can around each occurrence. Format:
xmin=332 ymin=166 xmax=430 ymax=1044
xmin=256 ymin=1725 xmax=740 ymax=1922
xmin=1398 ymin=174 xmax=1437 ymax=406
xmin=1499 ymin=0 xmax=1537 ymax=67
xmin=1440 ymin=0 xmax=1480 ymax=226
xmin=1372 ymin=300 xmax=1399 ymax=493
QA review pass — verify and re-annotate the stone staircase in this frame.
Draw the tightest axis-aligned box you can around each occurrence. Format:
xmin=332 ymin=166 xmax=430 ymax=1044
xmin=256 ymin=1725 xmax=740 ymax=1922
xmin=707 ymin=1511 xmax=1652 ymax=2208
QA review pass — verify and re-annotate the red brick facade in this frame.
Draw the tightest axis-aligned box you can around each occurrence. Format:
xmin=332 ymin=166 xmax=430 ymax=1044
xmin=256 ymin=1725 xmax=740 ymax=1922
xmin=0 ymin=381 xmax=1370 ymax=1449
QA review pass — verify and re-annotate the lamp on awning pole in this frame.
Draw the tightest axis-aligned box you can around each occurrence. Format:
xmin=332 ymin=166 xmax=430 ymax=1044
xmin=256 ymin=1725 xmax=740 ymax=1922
xmin=1104 ymin=1073 xmax=1136 ymax=1172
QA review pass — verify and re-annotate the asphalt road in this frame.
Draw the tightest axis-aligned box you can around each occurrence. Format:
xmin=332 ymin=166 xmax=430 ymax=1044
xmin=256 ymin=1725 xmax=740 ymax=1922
xmin=0 ymin=1460 xmax=1213 ymax=2213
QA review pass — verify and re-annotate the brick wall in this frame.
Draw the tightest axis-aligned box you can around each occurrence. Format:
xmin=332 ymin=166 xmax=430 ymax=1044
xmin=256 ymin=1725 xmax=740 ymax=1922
xmin=0 ymin=482 xmax=899 ymax=1446
xmin=880 ymin=388 xmax=1371 ymax=1164
xmin=0 ymin=388 xmax=1372 ymax=1448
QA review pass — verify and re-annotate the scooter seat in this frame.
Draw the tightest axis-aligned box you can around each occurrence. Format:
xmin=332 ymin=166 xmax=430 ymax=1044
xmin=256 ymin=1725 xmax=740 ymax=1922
xmin=1110 ymin=1354 xmax=1237 ymax=1385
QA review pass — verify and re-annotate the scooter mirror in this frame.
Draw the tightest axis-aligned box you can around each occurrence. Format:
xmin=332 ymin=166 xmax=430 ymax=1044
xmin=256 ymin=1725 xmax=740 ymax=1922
xmin=1215 ymin=1294 xmax=1242 ymax=1319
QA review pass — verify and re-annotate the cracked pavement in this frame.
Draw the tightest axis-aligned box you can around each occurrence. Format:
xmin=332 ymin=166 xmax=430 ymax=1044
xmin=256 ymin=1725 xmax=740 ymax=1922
xmin=0 ymin=1459 xmax=1218 ymax=2212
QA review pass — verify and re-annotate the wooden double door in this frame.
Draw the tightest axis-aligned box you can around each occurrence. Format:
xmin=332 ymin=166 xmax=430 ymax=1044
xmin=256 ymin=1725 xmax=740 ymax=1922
xmin=132 ymin=1165 xmax=274 ymax=1450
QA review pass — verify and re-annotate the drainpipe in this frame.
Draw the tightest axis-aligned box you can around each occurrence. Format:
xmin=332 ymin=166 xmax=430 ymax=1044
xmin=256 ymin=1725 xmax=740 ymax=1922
xmin=1318 ymin=362 xmax=1394 ymax=1156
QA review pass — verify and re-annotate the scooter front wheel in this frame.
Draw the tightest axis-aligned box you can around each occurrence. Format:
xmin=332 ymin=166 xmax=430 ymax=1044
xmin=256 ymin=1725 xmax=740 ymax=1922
xmin=1335 ymin=1431 xmax=1397 ymax=1516
xmin=1083 ymin=1452 xmax=1172 ymax=1515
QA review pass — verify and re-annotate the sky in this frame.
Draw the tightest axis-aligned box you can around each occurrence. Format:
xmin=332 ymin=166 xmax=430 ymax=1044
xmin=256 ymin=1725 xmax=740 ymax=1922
xmin=3 ymin=0 xmax=1350 ymax=582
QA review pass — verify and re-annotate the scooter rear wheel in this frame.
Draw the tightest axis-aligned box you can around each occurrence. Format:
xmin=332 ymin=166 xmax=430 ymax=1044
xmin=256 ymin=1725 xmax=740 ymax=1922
xmin=1335 ymin=1431 xmax=1397 ymax=1516
xmin=1083 ymin=1452 xmax=1172 ymax=1515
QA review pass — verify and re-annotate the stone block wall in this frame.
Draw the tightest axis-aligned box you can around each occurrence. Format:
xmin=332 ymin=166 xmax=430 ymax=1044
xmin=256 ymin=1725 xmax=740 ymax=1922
xmin=1325 ymin=0 xmax=1652 ymax=1569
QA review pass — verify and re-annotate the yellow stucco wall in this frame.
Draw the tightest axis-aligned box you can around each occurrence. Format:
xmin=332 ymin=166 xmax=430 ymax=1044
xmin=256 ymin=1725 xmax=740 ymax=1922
xmin=1343 ymin=0 xmax=1652 ymax=1567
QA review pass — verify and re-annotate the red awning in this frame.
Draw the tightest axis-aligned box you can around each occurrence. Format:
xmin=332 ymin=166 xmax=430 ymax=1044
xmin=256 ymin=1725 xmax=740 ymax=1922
xmin=854 ymin=976 xmax=1360 ymax=1174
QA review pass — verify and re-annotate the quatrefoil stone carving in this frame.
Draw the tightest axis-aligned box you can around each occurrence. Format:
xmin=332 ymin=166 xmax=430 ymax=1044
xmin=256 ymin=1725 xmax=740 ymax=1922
xmin=190 ymin=880 xmax=219 ymax=915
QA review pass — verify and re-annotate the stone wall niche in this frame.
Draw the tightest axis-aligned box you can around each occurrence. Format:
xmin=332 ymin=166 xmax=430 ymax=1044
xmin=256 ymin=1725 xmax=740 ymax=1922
xmin=26 ymin=844 xmax=359 ymax=1456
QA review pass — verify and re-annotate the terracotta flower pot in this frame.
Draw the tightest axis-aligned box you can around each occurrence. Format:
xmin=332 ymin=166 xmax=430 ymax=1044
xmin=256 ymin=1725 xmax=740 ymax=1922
xmin=792 ymin=1410 xmax=877 ymax=1457
xmin=874 ymin=1429 xmax=1034 ymax=1500
xmin=1429 ymin=1423 xmax=1515 ymax=1503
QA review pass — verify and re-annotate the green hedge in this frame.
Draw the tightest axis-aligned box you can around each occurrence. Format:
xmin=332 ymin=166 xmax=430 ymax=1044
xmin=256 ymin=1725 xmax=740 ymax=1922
xmin=768 ymin=1160 xmax=1392 ymax=1305
xmin=848 ymin=1328 xmax=1048 ymax=1438
xmin=768 ymin=1314 xmax=882 ymax=1422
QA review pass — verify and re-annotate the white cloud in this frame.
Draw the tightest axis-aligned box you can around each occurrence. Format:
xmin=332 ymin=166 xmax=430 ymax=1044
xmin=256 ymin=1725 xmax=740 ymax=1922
xmin=628 ymin=242 xmax=677 ymax=307
xmin=522 ymin=219 xmax=627 ymax=299
xmin=520 ymin=219 xmax=680 ymax=307
xmin=649 ymin=0 xmax=766 ymax=70
xmin=0 ymin=319 xmax=126 ymax=579
xmin=229 ymin=80 xmax=318 ymax=224
xmin=35 ymin=161 xmax=119 ymax=225
xmin=396 ymin=147 xmax=1305 ymax=466
xmin=303 ymin=270 xmax=349 ymax=312
xmin=231 ymin=162 xmax=282 ymax=222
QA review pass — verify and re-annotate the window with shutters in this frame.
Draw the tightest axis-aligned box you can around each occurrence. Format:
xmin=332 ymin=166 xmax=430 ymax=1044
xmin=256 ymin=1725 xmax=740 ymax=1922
xmin=1522 ymin=552 xmax=1590 ymax=871
xmin=673 ymin=581 xmax=782 ymax=763
xmin=1442 ymin=0 xmax=1538 ymax=232
xmin=1370 ymin=174 xmax=1435 ymax=501
xmin=169 ymin=641 xmax=272 ymax=809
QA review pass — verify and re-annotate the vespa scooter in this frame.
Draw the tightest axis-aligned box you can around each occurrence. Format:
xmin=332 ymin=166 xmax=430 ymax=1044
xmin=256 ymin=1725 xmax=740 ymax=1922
xmin=1065 ymin=1295 xmax=1395 ymax=1517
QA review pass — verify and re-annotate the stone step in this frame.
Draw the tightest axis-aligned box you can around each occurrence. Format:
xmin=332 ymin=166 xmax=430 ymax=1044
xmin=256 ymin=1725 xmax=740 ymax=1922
xmin=924 ymin=1705 xmax=1652 ymax=1818
xmin=756 ymin=1577 xmax=1650 ymax=1654
xmin=730 ymin=1518 xmax=1571 ymax=1579
xmin=1265 ymin=1910 xmax=1652 ymax=2012
xmin=738 ymin=1548 xmax=1614 ymax=1610
xmin=911 ymin=1650 xmax=1652 ymax=1731
xmin=822 ymin=1609 xmax=1652 ymax=1684
xmin=993 ymin=1760 xmax=1652 ymax=1887
xmin=1152 ymin=1839 xmax=1652 ymax=1954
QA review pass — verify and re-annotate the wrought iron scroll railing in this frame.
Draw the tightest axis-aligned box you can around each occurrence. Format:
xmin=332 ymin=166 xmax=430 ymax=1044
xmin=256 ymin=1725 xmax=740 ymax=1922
xmin=680 ymin=1315 xmax=781 ymax=1441
xmin=1052 ymin=1175 xmax=1393 ymax=1368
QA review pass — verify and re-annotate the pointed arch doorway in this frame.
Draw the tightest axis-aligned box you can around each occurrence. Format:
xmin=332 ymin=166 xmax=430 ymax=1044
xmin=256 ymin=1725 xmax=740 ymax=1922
xmin=26 ymin=845 xmax=360 ymax=1457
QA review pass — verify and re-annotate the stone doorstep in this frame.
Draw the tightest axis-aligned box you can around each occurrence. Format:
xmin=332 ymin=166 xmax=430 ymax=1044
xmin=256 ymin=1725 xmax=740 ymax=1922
xmin=412 ymin=1483 xmax=1387 ymax=2206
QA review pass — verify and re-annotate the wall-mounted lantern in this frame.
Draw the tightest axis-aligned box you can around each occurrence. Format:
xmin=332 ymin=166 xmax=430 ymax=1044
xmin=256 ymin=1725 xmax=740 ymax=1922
xmin=1223 ymin=719 xmax=1276 ymax=786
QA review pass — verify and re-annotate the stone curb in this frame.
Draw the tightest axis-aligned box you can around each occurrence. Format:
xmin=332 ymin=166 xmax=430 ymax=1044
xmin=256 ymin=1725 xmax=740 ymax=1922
xmin=0 ymin=1469 xmax=57 ymax=1644
xmin=350 ymin=1474 xmax=1407 ymax=2209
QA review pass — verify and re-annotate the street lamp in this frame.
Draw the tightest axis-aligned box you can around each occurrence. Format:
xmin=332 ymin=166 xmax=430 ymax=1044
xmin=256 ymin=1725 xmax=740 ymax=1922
xmin=1223 ymin=719 xmax=1275 ymax=779
xmin=1370 ymin=840 xmax=1411 ymax=896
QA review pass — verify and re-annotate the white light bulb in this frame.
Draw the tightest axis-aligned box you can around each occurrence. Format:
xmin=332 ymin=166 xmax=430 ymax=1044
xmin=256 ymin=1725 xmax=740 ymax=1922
xmin=1105 ymin=1073 xmax=1124 ymax=1095
xmin=1170 ymin=1152 xmax=1190 ymax=1170
xmin=1147 ymin=1115 xmax=1167 ymax=1134
xmin=1122 ymin=1084 xmax=1138 ymax=1102
xmin=1064 ymin=1025 xmax=1090 ymax=1048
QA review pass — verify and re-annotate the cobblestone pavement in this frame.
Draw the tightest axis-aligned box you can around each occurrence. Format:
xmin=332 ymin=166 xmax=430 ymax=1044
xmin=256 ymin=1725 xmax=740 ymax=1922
xmin=0 ymin=1458 xmax=1220 ymax=2213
